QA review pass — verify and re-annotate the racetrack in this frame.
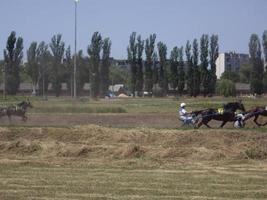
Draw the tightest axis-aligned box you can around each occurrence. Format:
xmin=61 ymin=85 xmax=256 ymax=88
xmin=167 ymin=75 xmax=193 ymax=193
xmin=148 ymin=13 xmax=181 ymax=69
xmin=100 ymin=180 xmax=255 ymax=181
xmin=0 ymin=112 xmax=266 ymax=129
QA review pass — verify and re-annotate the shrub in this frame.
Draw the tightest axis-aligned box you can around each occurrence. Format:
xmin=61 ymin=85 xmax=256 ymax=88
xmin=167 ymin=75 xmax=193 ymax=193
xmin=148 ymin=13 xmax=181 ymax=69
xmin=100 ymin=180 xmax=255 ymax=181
xmin=216 ymin=79 xmax=236 ymax=97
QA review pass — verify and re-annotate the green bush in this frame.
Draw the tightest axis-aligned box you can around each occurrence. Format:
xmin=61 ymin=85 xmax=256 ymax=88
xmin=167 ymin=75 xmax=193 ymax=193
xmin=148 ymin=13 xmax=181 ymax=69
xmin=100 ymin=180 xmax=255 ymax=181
xmin=216 ymin=79 xmax=236 ymax=97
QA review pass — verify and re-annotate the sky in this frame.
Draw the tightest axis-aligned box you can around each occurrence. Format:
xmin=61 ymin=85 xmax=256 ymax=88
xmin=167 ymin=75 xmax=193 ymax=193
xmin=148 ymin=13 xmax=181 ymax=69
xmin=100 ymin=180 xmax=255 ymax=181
xmin=0 ymin=0 xmax=266 ymax=60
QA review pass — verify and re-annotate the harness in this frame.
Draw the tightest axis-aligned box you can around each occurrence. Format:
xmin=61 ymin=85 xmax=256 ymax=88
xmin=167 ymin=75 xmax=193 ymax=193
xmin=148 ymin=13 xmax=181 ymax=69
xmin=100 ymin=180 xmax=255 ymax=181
xmin=217 ymin=108 xmax=224 ymax=115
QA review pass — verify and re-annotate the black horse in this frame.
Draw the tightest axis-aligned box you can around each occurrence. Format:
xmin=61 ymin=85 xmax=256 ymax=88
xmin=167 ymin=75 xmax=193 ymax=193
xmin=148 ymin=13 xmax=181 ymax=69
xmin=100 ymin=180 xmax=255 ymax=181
xmin=192 ymin=101 xmax=246 ymax=128
xmin=244 ymin=106 xmax=267 ymax=126
xmin=7 ymin=100 xmax=33 ymax=122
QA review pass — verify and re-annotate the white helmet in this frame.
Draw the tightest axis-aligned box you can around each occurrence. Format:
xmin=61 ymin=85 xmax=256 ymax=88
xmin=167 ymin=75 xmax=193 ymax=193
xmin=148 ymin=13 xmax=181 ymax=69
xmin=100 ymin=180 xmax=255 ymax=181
xmin=180 ymin=103 xmax=186 ymax=108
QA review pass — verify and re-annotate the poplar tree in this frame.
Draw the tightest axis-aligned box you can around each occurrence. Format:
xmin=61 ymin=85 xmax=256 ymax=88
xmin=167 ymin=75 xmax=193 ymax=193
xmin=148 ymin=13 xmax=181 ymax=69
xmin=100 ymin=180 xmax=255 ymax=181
xmin=263 ymin=30 xmax=267 ymax=70
xmin=185 ymin=41 xmax=193 ymax=96
xmin=136 ymin=35 xmax=144 ymax=96
xmin=145 ymin=34 xmax=156 ymax=95
xmin=152 ymin=52 xmax=159 ymax=90
xmin=88 ymin=32 xmax=102 ymax=98
xmin=249 ymin=34 xmax=264 ymax=95
xmin=26 ymin=42 xmax=39 ymax=95
xmin=200 ymin=34 xmax=209 ymax=96
xmin=37 ymin=41 xmax=50 ymax=97
xmin=4 ymin=31 xmax=23 ymax=95
xmin=100 ymin=38 xmax=111 ymax=97
xmin=127 ymin=32 xmax=137 ymax=97
xmin=157 ymin=42 xmax=168 ymax=96
xmin=64 ymin=46 xmax=73 ymax=96
xmin=76 ymin=50 xmax=89 ymax=95
xmin=50 ymin=34 xmax=65 ymax=97
xmin=209 ymin=34 xmax=219 ymax=95
xmin=263 ymin=30 xmax=267 ymax=91
xmin=169 ymin=46 xmax=179 ymax=93
xmin=177 ymin=47 xmax=185 ymax=95
xmin=192 ymin=39 xmax=200 ymax=97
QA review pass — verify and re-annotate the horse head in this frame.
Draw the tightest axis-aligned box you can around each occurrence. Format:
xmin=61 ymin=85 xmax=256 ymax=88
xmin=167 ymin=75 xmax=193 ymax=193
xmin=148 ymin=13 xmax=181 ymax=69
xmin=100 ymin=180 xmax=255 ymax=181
xmin=17 ymin=100 xmax=33 ymax=109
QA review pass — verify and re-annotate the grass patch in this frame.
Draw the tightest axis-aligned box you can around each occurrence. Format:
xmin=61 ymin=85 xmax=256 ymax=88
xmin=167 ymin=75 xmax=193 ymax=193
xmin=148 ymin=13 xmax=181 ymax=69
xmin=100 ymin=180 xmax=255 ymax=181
xmin=32 ymin=105 xmax=126 ymax=113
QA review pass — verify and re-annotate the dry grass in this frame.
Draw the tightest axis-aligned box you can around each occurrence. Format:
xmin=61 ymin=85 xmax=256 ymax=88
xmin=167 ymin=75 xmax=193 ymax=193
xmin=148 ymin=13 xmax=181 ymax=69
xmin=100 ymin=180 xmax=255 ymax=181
xmin=0 ymin=125 xmax=267 ymax=199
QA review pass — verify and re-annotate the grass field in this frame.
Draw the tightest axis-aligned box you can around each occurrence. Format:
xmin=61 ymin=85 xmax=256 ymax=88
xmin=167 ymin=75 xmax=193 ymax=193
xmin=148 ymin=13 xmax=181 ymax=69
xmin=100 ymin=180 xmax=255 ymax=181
xmin=0 ymin=96 xmax=266 ymax=199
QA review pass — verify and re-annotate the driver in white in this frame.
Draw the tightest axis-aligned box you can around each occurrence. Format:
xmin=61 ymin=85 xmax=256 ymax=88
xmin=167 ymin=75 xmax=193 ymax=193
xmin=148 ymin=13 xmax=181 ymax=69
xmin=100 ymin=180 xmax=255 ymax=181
xmin=179 ymin=103 xmax=195 ymax=124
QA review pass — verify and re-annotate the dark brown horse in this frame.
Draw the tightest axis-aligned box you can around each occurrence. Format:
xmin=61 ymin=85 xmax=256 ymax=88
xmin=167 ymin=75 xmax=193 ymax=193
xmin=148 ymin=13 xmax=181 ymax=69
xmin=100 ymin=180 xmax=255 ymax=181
xmin=7 ymin=100 xmax=33 ymax=122
xmin=192 ymin=101 xmax=246 ymax=128
xmin=0 ymin=107 xmax=8 ymax=118
xmin=244 ymin=106 xmax=267 ymax=126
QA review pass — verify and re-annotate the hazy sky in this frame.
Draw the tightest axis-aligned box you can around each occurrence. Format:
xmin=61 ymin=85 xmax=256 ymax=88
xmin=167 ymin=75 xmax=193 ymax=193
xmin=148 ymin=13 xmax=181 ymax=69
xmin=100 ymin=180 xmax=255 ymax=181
xmin=0 ymin=0 xmax=266 ymax=60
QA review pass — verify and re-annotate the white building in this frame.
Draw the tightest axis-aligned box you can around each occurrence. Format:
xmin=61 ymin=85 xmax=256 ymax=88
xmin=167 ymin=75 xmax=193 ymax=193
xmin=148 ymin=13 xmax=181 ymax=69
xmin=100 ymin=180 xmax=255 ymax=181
xmin=216 ymin=52 xmax=250 ymax=78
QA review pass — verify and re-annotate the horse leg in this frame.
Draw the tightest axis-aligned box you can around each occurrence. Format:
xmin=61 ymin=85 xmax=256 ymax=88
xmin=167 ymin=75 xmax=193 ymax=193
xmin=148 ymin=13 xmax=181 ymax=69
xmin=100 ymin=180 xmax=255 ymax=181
xmin=253 ymin=115 xmax=262 ymax=126
xmin=8 ymin=115 xmax=12 ymax=124
xmin=204 ymin=121 xmax=212 ymax=128
xmin=22 ymin=115 xmax=27 ymax=122
xmin=220 ymin=121 xmax=227 ymax=128
xmin=199 ymin=119 xmax=212 ymax=128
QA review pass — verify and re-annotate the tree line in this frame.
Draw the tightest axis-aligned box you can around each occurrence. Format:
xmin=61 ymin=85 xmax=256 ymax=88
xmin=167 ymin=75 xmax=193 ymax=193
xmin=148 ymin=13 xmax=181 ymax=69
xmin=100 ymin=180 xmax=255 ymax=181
xmin=127 ymin=32 xmax=219 ymax=97
xmin=1 ymin=30 xmax=267 ymax=98
xmin=2 ymin=31 xmax=111 ymax=98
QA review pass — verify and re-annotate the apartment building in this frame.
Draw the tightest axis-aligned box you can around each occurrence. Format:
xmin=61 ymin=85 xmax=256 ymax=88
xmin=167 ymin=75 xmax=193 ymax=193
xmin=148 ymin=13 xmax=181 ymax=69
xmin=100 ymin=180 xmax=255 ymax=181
xmin=216 ymin=52 xmax=250 ymax=78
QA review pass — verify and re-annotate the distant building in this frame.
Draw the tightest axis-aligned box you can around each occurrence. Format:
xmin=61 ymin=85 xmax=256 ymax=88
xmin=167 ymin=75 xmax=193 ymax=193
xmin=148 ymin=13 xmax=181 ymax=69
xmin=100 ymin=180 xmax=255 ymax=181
xmin=216 ymin=52 xmax=250 ymax=78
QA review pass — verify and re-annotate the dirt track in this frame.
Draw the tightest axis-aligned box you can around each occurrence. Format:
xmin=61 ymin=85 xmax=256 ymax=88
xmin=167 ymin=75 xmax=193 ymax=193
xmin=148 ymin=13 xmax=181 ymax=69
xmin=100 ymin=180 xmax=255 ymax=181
xmin=0 ymin=113 xmax=179 ymax=128
xmin=0 ymin=112 xmax=265 ymax=128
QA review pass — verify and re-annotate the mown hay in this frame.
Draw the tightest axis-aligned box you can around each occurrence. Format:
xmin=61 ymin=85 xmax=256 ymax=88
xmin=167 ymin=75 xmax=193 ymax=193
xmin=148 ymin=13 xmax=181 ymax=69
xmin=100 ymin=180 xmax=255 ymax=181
xmin=0 ymin=125 xmax=266 ymax=162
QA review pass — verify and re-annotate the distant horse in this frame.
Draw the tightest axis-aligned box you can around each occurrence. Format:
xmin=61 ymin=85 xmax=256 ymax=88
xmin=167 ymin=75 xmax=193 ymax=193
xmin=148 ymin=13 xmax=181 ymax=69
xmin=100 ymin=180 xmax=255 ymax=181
xmin=192 ymin=101 xmax=246 ymax=128
xmin=244 ymin=106 xmax=267 ymax=126
xmin=7 ymin=100 xmax=33 ymax=122
xmin=0 ymin=107 xmax=8 ymax=118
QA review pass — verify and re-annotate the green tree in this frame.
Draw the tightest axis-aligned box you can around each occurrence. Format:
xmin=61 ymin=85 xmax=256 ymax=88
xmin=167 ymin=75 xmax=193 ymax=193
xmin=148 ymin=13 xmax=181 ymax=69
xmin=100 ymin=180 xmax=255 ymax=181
xmin=177 ymin=47 xmax=185 ymax=95
xmin=216 ymin=79 xmax=236 ymax=97
xmin=192 ymin=39 xmax=200 ymax=97
xmin=26 ymin=42 xmax=39 ymax=95
xmin=263 ymin=30 xmax=267 ymax=70
xmin=200 ymin=34 xmax=209 ymax=96
xmin=249 ymin=34 xmax=264 ymax=95
xmin=136 ymin=35 xmax=144 ymax=96
xmin=88 ymin=32 xmax=102 ymax=98
xmin=185 ymin=41 xmax=193 ymax=96
xmin=64 ymin=46 xmax=73 ymax=96
xmin=76 ymin=50 xmax=89 ymax=95
xmin=220 ymin=70 xmax=240 ymax=82
xmin=100 ymin=38 xmax=111 ymax=97
xmin=157 ymin=42 xmax=168 ymax=96
xmin=3 ymin=31 xmax=23 ymax=95
xmin=110 ymin=65 xmax=130 ymax=86
xmin=127 ymin=32 xmax=137 ymax=97
xmin=262 ymin=30 xmax=267 ymax=91
xmin=152 ymin=52 xmax=159 ymax=89
xmin=239 ymin=63 xmax=252 ymax=83
xmin=209 ymin=34 xmax=219 ymax=95
xmin=50 ymin=34 xmax=65 ymax=97
xmin=37 ymin=41 xmax=50 ymax=97
xmin=144 ymin=34 xmax=156 ymax=95
xmin=169 ymin=46 xmax=179 ymax=93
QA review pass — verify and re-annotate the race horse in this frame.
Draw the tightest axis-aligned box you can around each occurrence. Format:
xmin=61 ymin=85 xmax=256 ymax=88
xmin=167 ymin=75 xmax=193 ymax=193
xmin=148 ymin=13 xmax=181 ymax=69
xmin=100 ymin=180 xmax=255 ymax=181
xmin=0 ymin=107 xmax=8 ymax=118
xmin=244 ymin=106 xmax=267 ymax=126
xmin=7 ymin=100 xmax=33 ymax=122
xmin=192 ymin=101 xmax=246 ymax=128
